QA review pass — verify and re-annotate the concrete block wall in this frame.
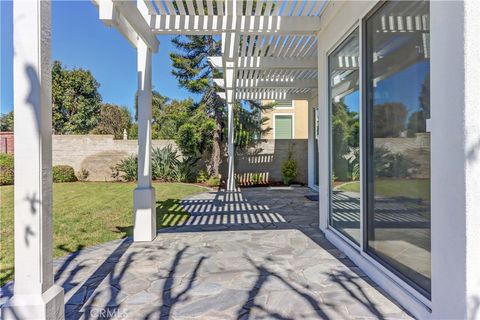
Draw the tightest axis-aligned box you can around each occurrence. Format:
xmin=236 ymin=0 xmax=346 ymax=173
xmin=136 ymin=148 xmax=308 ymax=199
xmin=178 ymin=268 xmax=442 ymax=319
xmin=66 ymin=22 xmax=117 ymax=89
xmin=224 ymin=139 xmax=309 ymax=185
xmin=52 ymin=135 xmax=176 ymax=181
xmin=51 ymin=135 xmax=309 ymax=184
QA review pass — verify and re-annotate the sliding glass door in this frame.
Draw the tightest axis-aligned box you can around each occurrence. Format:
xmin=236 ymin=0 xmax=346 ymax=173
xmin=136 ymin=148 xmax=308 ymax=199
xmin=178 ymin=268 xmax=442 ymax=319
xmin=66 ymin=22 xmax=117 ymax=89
xmin=328 ymin=0 xmax=431 ymax=297
xmin=365 ymin=1 xmax=431 ymax=295
xmin=329 ymin=29 xmax=361 ymax=244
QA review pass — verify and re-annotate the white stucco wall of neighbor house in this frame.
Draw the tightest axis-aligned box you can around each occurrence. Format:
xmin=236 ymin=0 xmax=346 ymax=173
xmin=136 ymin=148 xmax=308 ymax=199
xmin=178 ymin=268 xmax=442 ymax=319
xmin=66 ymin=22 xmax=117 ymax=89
xmin=431 ymin=1 xmax=480 ymax=319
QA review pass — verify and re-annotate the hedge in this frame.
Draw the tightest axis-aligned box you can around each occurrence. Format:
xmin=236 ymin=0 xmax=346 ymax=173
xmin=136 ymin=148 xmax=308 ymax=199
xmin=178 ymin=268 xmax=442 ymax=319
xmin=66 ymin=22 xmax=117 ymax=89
xmin=0 ymin=154 xmax=14 ymax=185
xmin=53 ymin=165 xmax=77 ymax=183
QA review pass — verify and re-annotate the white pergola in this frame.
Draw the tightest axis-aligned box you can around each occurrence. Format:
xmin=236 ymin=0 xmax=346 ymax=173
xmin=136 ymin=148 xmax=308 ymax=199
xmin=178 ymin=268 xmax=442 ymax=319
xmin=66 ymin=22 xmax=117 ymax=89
xmin=97 ymin=0 xmax=326 ymax=193
xmin=4 ymin=1 xmax=480 ymax=320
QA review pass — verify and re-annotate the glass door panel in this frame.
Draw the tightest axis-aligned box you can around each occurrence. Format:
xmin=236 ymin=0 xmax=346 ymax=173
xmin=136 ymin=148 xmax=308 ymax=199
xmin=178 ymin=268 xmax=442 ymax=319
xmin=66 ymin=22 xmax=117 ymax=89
xmin=365 ymin=0 xmax=431 ymax=296
xmin=329 ymin=29 xmax=361 ymax=245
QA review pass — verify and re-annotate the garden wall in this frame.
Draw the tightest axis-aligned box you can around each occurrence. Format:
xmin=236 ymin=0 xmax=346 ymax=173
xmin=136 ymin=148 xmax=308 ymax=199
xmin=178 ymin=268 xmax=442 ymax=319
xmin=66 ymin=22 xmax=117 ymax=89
xmin=53 ymin=135 xmax=176 ymax=181
xmin=226 ymin=139 xmax=309 ymax=185
xmin=52 ymin=135 xmax=310 ymax=184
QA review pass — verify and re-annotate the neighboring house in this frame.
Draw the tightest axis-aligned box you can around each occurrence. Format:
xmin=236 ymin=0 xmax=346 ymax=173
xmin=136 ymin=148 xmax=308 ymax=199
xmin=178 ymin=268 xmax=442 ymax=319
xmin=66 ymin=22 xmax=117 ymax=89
xmin=261 ymin=100 xmax=309 ymax=139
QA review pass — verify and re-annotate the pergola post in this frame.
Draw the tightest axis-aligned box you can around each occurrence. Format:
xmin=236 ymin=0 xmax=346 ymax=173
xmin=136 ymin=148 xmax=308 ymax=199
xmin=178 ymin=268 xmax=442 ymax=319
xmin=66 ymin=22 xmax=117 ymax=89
xmin=222 ymin=29 xmax=238 ymax=192
xmin=2 ymin=1 xmax=64 ymax=319
xmin=226 ymin=99 xmax=235 ymax=191
xmin=133 ymin=37 xmax=156 ymax=242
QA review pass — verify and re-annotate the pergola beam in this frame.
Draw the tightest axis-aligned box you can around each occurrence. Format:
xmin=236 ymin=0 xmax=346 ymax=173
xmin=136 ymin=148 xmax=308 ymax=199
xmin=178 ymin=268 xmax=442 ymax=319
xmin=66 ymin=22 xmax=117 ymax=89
xmin=214 ymin=78 xmax=318 ymax=89
xmin=152 ymin=15 xmax=321 ymax=35
xmin=96 ymin=0 xmax=159 ymax=52
xmin=208 ymin=56 xmax=317 ymax=70
xmin=235 ymin=91 xmax=315 ymax=101
xmin=215 ymin=91 xmax=314 ymax=101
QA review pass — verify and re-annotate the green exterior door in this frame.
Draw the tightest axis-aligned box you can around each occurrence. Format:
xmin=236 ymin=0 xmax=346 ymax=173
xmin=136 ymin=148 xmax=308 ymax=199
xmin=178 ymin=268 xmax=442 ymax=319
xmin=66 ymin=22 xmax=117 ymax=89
xmin=275 ymin=115 xmax=293 ymax=139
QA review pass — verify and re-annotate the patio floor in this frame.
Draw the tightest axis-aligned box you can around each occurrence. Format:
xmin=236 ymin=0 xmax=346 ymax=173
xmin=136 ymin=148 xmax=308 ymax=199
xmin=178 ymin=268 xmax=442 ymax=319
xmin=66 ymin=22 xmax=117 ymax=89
xmin=1 ymin=187 xmax=412 ymax=319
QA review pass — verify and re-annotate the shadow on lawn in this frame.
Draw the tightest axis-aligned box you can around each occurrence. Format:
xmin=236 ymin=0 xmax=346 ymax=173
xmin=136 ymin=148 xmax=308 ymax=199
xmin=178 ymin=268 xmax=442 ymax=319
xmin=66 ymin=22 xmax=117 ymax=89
xmin=115 ymin=199 xmax=190 ymax=237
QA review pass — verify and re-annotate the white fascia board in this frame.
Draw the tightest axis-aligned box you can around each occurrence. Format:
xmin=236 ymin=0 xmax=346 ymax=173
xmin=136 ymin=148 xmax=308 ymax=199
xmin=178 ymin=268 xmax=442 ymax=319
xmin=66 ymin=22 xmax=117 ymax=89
xmin=152 ymin=15 xmax=321 ymax=35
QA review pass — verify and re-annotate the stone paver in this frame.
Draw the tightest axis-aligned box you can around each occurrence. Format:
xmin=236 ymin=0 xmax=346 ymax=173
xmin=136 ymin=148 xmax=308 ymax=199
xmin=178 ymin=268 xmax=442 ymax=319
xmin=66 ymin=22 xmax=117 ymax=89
xmin=1 ymin=187 xmax=412 ymax=319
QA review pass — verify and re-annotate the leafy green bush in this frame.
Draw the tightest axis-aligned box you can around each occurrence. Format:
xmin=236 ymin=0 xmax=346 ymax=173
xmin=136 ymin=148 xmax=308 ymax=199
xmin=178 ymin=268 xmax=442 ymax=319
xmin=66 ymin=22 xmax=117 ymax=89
xmin=152 ymin=145 xmax=178 ymax=182
xmin=281 ymin=152 xmax=298 ymax=185
xmin=53 ymin=165 xmax=77 ymax=183
xmin=206 ymin=176 xmax=221 ymax=187
xmin=176 ymin=123 xmax=200 ymax=158
xmin=113 ymin=155 xmax=138 ymax=182
xmin=196 ymin=170 xmax=209 ymax=183
xmin=173 ymin=156 xmax=198 ymax=183
xmin=0 ymin=154 xmax=14 ymax=185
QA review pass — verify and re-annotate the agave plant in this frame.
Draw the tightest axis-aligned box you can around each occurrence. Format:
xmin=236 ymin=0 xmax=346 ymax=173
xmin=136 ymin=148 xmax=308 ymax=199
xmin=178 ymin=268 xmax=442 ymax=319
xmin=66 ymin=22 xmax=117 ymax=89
xmin=152 ymin=145 xmax=179 ymax=181
xmin=172 ymin=156 xmax=199 ymax=183
xmin=114 ymin=155 xmax=138 ymax=182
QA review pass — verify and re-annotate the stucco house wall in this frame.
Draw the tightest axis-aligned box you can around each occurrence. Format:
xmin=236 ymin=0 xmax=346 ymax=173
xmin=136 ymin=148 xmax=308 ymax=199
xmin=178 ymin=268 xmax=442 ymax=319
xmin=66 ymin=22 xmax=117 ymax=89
xmin=261 ymin=100 xmax=309 ymax=139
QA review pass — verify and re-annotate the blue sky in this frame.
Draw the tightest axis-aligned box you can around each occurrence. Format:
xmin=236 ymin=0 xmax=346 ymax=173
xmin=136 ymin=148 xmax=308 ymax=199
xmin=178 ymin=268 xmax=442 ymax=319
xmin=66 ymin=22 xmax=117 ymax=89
xmin=342 ymin=61 xmax=428 ymax=116
xmin=1 ymin=1 xmax=200 ymax=115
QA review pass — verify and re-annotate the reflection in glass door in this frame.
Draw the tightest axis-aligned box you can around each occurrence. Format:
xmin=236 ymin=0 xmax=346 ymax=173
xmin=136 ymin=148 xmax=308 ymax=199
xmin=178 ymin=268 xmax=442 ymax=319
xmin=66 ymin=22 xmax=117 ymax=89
xmin=365 ymin=1 xmax=431 ymax=296
xmin=328 ymin=29 xmax=361 ymax=244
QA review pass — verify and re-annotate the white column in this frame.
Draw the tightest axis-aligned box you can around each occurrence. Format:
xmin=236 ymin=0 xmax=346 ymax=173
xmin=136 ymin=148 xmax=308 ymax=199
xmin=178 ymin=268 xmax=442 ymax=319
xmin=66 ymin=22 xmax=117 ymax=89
xmin=317 ymin=40 xmax=330 ymax=231
xmin=221 ymin=28 xmax=238 ymax=192
xmin=307 ymin=96 xmax=319 ymax=190
xmin=2 ymin=1 xmax=64 ymax=319
xmin=431 ymin=1 xmax=480 ymax=318
xmin=133 ymin=38 xmax=156 ymax=242
xmin=226 ymin=100 xmax=235 ymax=191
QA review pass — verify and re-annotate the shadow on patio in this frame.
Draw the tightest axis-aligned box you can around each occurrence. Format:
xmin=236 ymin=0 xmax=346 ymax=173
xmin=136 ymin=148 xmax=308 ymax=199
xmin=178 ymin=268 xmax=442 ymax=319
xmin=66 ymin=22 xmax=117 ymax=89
xmin=2 ymin=187 xmax=412 ymax=319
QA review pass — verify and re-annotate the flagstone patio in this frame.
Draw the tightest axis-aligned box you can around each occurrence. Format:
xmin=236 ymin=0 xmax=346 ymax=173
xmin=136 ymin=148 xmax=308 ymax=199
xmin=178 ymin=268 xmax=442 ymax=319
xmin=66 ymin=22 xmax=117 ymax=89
xmin=1 ymin=187 xmax=412 ymax=319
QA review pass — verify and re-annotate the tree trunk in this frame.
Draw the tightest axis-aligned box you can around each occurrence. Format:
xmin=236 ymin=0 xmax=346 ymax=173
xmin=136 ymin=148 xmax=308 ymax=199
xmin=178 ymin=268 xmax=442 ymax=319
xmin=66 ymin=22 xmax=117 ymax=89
xmin=210 ymin=116 xmax=222 ymax=177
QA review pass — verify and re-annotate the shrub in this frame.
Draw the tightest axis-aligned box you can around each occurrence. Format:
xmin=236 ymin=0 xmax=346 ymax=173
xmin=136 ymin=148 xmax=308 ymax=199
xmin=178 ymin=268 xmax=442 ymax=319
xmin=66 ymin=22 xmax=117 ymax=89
xmin=196 ymin=170 xmax=209 ymax=183
xmin=173 ymin=156 xmax=198 ymax=183
xmin=53 ymin=165 xmax=77 ymax=183
xmin=77 ymin=168 xmax=89 ymax=181
xmin=0 ymin=154 xmax=14 ymax=185
xmin=281 ymin=152 xmax=297 ymax=185
xmin=176 ymin=123 xmax=200 ymax=157
xmin=152 ymin=145 xmax=179 ymax=181
xmin=206 ymin=176 xmax=221 ymax=187
xmin=113 ymin=155 xmax=138 ymax=182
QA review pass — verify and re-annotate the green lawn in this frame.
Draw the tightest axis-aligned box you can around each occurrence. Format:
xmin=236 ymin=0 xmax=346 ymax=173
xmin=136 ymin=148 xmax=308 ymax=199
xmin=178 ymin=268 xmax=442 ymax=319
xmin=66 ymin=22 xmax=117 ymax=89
xmin=0 ymin=182 xmax=207 ymax=286
xmin=336 ymin=179 xmax=431 ymax=201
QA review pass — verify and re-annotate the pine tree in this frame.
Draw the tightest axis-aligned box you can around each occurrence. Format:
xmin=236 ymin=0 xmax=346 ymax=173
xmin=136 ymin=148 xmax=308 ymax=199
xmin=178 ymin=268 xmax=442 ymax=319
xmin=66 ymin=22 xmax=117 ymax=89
xmin=170 ymin=36 xmax=274 ymax=177
xmin=170 ymin=35 xmax=224 ymax=176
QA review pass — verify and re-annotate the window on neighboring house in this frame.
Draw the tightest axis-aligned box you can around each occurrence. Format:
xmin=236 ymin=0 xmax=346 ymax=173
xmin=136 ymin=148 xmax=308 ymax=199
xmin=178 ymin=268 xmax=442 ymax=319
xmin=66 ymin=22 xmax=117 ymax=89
xmin=274 ymin=101 xmax=293 ymax=109
xmin=274 ymin=115 xmax=293 ymax=139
